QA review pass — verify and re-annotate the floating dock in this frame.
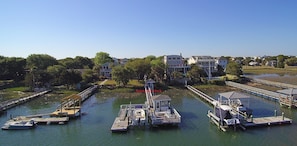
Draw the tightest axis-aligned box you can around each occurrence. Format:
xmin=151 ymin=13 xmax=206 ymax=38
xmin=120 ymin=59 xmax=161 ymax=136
xmin=187 ymin=85 xmax=293 ymax=131
xmin=111 ymin=107 xmax=129 ymax=132
xmin=111 ymin=104 xmax=146 ymax=132
xmin=2 ymin=115 xmax=69 ymax=130
xmin=2 ymin=85 xmax=98 ymax=130
xmin=243 ymin=116 xmax=292 ymax=127
xmin=111 ymin=79 xmax=181 ymax=132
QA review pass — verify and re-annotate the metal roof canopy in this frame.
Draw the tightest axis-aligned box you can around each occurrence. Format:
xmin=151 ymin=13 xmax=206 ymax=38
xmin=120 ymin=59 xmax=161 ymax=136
xmin=151 ymin=95 xmax=171 ymax=101
xmin=219 ymin=91 xmax=250 ymax=99
xmin=277 ymin=88 xmax=297 ymax=95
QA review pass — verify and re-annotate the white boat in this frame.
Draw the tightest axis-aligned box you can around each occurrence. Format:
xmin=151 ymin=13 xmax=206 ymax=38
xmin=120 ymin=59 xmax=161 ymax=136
xmin=131 ymin=108 xmax=146 ymax=125
xmin=215 ymin=105 xmax=240 ymax=126
xmin=2 ymin=120 xmax=36 ymax=130
xmin=208 ymin=92 xmax=253 ymax=131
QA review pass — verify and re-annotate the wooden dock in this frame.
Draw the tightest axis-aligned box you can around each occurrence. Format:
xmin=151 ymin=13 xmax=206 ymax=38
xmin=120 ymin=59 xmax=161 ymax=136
xmin=186 ymin=85 xmax=215 ymax=105
xmin=111 ymin=117 xmax=129 ymax=132
xmin=51 ymin=85 xmax=98 ymax=117
xmin=225 ymin=81 xmax=297 ymax=108
xmin=243 ymin=116 xmax=292 ymax=127
xmin=50 ymin=107 xmax=81 ymax=117
xmin=188 ymin=85 xmax=293 ymax=131
xmin=111 ymin=107 xmax=129 ymax=132
xmin=5 ymin=116 xmax=69 ymax=126
xmin=0 ymin=90 xmax=51 ymax=112
xmin=248 ymin=77 xmax=297 ymax=89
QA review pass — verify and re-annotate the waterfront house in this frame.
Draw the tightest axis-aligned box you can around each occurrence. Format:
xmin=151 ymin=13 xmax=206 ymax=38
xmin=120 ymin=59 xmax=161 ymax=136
xmin=164 ymin=55 xmax=189 ymax=79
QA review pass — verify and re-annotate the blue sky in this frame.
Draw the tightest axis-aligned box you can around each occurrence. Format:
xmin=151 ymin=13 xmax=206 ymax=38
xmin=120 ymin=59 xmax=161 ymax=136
xmin=1 ymin=0 xmax=296 ymax=59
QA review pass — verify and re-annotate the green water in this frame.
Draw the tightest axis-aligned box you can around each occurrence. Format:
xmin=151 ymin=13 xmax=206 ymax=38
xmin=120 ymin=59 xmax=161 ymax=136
xmin=1 ymin=91 xmax=297 ymax=146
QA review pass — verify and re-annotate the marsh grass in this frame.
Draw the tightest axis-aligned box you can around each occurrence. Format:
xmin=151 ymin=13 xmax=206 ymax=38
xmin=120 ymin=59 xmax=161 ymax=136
xmin=243 ymin=66 xmax=297 ymax=75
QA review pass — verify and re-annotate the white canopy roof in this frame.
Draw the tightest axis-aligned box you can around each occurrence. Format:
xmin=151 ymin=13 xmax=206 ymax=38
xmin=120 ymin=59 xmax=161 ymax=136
xmin=219 ymin=91 xmax=250 ymax=99
xmin=277 ymin=88 xmax=297 ymax=95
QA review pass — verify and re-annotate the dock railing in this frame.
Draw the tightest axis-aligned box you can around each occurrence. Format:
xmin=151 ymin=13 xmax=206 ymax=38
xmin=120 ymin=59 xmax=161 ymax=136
xmin=225 ymin=81 xmax=297 ymax=108
xmin=186 ymin=85 xmax=215 ymax=105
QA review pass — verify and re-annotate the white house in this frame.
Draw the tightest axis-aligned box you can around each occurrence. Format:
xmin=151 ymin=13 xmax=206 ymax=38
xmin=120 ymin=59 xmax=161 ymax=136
xmin=187 ymin=56 xmax=216 ymax=78
xmin=214 ymin=57 xmax=228 ymax=70
xmin=151 ymin=95 xmax=171 ymax=112
xmin=100 ymin=62 xmax=112 ymax=78
xmin=164 ymin=55 xmax=189 ymax=78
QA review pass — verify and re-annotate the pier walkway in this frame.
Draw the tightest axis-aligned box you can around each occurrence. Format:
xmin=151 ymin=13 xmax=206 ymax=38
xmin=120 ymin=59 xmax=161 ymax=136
xmin=225 ymin=81 xmax=297 ymax=108
xmin=0 ymin=90 xmax=51 ymax=112
xmin=247 ymin=77 xmax=297 ymax=89
xmin=186 ymin=85 xmax=215 ymax=105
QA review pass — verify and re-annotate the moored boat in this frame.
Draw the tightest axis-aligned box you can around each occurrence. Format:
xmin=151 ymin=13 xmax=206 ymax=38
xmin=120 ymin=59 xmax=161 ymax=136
xmin=1 ymin=120 xmax=36 ymax=130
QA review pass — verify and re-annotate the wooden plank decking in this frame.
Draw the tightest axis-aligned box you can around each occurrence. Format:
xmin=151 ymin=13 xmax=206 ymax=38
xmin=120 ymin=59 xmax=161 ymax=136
xmin=243 ymin=116 xmax=292 ymax=127
xmin=111 ymin=117 xmax=129 ymax=132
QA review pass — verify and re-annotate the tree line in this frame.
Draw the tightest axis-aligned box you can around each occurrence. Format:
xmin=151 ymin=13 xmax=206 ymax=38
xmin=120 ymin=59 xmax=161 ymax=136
xmin=1 ymin=53 xmax=296 ymax=90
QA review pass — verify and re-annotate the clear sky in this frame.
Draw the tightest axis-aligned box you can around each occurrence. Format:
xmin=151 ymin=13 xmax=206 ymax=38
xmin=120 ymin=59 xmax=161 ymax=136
xmin=1 ymin=0 xmax=296 ymax=59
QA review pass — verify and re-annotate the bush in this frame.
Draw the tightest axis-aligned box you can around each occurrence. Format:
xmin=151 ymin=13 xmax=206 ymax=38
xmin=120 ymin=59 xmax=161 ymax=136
xmin=208 ymin=80 xmax=225 ymax=85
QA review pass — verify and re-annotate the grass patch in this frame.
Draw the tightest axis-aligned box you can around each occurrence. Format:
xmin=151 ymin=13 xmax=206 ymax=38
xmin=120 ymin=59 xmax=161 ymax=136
xmin=101 ymin=87 xmax=135 ymax=93
xmin=5 ymin=86 xmax=29 ymax=92
xmin=128 ymin=80 xmax=144 ymax=87
xmin=1 ymin=87 xmax=32 ymax=101
xmin=243 ymin=66 xmax=297 ymax=75
xmin=193 ymin=84 xmax=238 ymax=97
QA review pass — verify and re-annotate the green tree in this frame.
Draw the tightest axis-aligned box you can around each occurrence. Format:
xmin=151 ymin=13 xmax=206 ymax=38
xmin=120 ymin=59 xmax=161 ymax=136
xmin=26 ymin=54 xmax=58 ymax=70
xmin=125 ymin=58 xmax=151 ymax=80
xmin=59 ymin=70 xmax=82 ymax=89
xmin=0 ymin=57 xmax=26 ymax=81
xmin=225 ymin=61 xmax=242 ymax=77
xmin=111 ymin=66 xmax=130 ymax=86
xmin=59 ymin=57 xmax=78 ymax=69
xmin=82 ymin=69 xmax=96 ymax=83
xmin=150 ymin=59 xmax=165 ymax=82
xmin=74 ymin=56 xmax=94 ymax=69
xmin=187 ymin=65 xmax=206 ymax=83
xmin=94 ymin=52 xmax=113 ymax=66
xmin=47 ymin=65 xmax=67 ymax=85
xmin=171 ymin=71 xmax=183 ymax=79
xmin=285 ymin=57 xmax=297 ymax=66
xmin=277 ymin=54 xmax=288 ymax=68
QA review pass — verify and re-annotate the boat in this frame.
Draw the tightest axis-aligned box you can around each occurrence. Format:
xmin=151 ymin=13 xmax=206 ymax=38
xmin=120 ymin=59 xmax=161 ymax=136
xmin=131 ymin=108 xmax=146 ymax=126
xmin=2 ymin=119 xmax=36 ymax=130
xmin=207 ymin=92 xmax=252 ymax=131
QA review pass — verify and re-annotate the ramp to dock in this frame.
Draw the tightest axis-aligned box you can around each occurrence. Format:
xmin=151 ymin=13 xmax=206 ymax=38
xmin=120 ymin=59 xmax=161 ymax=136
xmin=186 ymin=85 xmax=215 ymax=105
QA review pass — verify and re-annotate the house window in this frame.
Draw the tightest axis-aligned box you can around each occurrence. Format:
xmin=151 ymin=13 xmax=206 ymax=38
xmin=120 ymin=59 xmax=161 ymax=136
xmin=157 ymin=102 xmax=159 ymax=108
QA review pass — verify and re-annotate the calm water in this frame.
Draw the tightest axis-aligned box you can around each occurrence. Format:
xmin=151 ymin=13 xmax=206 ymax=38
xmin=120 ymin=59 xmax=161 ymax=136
xmin=1 ymin=90 xmax=297 ymax=146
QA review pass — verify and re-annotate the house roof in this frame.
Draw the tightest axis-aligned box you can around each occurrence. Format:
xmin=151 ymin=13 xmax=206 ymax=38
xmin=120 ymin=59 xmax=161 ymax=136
xmin=151 ymin=94 xmax=171 ymax=101
xmin=277 ymin=88 xmax=297 ymax=95
xmin=219 ymin=91 xmax=250 ymax=99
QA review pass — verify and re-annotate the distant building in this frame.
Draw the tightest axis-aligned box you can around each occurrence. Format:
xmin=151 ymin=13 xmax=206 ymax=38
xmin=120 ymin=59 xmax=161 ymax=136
xmin=188 ymin=56 xmax=216 ymax=78
xmin=249 ymin=61 xmax=259 ymax=66
xmin=164 ymin=54 xmax=189 ymax=79
xmin=113 ymin=58 xmax=129 ymax=66
xmin=100 ymin=62 xmax=112 ymax=78
xmin=214 ymin=57 xmax=228 ymax=71
xmin=265 ymin=60 xmax=277 ymax=67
